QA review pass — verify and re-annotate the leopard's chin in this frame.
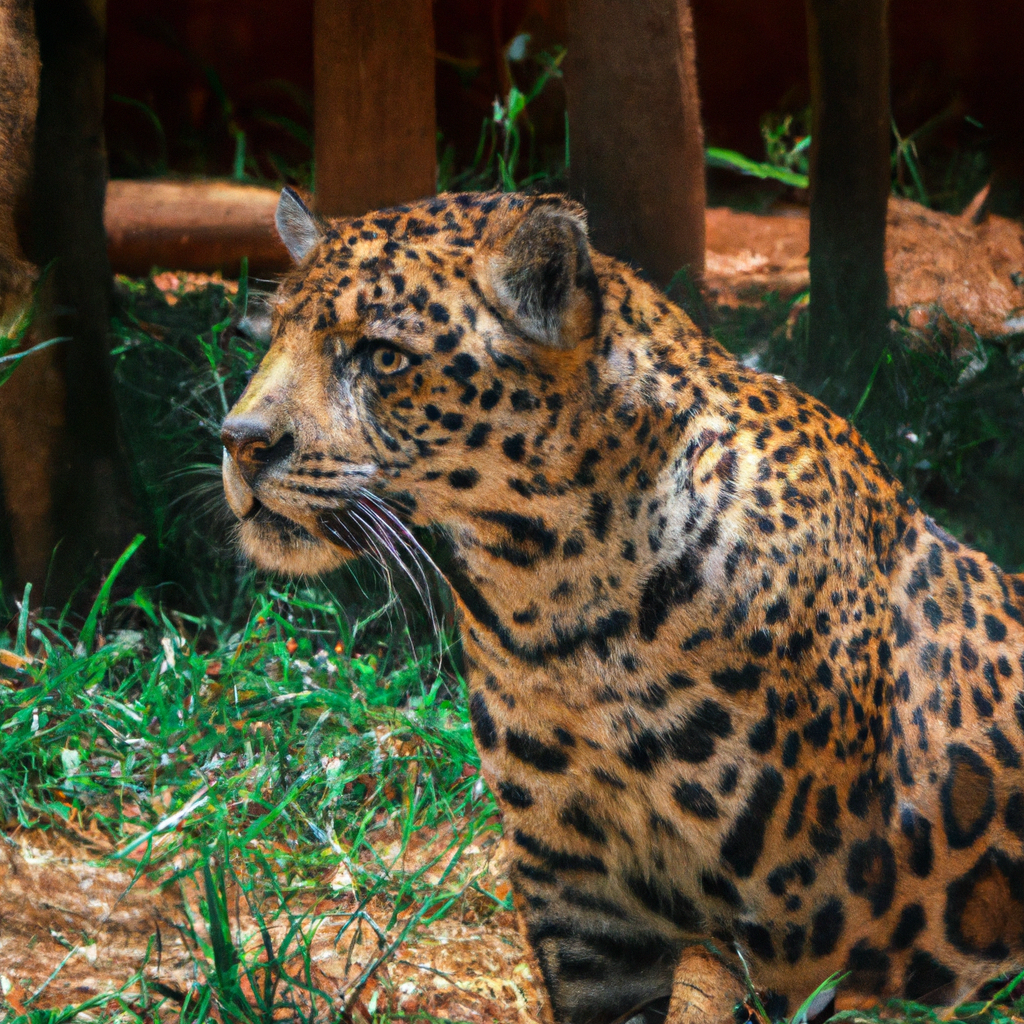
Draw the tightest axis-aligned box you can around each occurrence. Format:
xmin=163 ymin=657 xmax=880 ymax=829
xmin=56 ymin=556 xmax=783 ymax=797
xmin=233 ymin=503 xmax=362 ymax=576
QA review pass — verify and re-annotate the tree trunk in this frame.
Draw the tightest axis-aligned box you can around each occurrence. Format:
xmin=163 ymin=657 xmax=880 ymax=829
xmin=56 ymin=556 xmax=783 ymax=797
xmin=805 ymin=0 xmax=891 ymax=410
xmin=564 ymin=0 xmax=706 ymax=289
xmin=313 ymin=0 xmax=436 ymax=217
xmin=19 ymin=0 xmax=133 ymax=604
xmin=0 ymin=0 xmax=48 ymax=592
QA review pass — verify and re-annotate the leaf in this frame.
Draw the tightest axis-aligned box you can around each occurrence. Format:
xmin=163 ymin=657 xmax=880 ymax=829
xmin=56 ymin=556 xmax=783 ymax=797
xmin=790 ymin=971 xmax=849 ymax=1024
xmin=705 ymin=147 xmax=809 ymax=188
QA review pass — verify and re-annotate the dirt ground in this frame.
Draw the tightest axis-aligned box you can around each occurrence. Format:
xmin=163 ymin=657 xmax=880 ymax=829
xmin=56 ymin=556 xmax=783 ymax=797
xmin=704 ymin=194 xmax=1024 ymax=346
xmin=0 ymin=821 xmax=547 ymax=1022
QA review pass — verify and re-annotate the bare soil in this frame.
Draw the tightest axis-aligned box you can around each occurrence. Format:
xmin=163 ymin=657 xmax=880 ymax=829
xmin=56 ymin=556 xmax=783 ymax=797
xmin=705 ymin=195 xmax=1024 ymax=347
xmin=0 ymin=821 xmax=547 ymax=1022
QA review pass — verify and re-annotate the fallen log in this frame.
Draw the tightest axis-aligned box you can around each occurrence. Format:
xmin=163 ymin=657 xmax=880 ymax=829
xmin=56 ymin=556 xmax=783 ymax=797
xmin=104 ymin=179 xmax=290 ymax=277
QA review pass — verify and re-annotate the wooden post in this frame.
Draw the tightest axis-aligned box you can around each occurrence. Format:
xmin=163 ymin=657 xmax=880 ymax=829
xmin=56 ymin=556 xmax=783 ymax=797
xmin=805 ymin=0 xmax=891 ymax=409
xmin=564 ymin=0 xmax=706 ymax=289
xmin=20 ymin=0 xmax=135 ymax=603
xmin=313 ymin=0 xmax=437 ymax=217
xmin=0 ymin=0 xmax=45 ymax=591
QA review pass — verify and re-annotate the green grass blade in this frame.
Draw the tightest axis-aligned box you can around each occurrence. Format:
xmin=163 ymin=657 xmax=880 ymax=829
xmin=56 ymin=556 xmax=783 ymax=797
xmin=14 ymin=582 xmax=31 ymax=655
xmin=705 ymin=147 xmax=809 ymax=188
xmin=79 ymin=533 xmax=146 ymax=653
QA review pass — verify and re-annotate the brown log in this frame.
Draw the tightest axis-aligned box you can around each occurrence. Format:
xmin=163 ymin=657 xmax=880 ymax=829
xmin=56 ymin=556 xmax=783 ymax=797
xmin=564 ymin=0 xmax=706 ymax=288
xmin=313 ymin=0 xmax=436 ymax=217
xmin=104 ymin=179 xmax=290 ymax=277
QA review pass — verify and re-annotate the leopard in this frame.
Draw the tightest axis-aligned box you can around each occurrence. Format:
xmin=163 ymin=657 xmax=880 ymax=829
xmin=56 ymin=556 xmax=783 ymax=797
xmin=221 ymin=187 xmax=1024 ymax=1024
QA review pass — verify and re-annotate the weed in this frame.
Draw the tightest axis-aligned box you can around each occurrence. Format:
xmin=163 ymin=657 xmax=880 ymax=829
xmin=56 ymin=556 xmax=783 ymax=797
xmin=438 ymin=35 xmax=567 ymax=194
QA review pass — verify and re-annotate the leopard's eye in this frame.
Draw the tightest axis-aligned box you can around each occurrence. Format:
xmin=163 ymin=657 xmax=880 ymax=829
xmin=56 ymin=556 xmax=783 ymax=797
xmin=371 ymin=347 xmax=410 ymax=375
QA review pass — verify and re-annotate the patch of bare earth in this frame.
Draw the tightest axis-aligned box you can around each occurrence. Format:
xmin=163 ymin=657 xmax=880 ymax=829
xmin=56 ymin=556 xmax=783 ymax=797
xmin=705 ymin=194 xmax=1024 ymax=347
xmin=0 ymin=822 xmax=547 ymax=1022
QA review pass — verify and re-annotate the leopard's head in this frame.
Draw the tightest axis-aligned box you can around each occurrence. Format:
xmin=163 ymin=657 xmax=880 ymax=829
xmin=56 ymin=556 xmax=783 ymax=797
xmin=221 ymin=188 xmax=602 ymax=575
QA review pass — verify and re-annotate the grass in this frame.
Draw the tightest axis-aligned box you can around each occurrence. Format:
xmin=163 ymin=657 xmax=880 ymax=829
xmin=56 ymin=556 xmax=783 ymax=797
xmin=2 ymin=273 xmax=508 ymax=1022
xmin=1 ymin=566 xmax=495 ymax=1022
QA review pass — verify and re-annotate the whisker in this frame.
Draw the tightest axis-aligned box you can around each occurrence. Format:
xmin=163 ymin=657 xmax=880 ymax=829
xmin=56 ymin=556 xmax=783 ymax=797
xmin=356 ymin=504 xmax=440 ymax=636
xmin=355 ymin=489 xmax=457 ymax=675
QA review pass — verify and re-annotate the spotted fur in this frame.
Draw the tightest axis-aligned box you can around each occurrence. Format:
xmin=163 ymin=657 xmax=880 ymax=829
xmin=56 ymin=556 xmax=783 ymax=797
xmin=221 ymin=189 xmax=1024 ymax=1024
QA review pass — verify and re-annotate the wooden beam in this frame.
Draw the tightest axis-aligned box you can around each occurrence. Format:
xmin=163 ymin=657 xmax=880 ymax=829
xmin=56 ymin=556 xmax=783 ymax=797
xmin=313 ymin=0 xmax=436 ymax=217
xmin=565 ymin=0 xmax=706 ymax=288
xmin=104 ymin=179 xmax=290 ymax=277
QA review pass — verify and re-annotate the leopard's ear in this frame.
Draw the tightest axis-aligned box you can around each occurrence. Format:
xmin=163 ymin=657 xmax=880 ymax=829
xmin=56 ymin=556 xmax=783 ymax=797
xmin=485 ymin=200 xmax=601 ymax=349
xmin=276 ymin=187 xmax=324 ymax=263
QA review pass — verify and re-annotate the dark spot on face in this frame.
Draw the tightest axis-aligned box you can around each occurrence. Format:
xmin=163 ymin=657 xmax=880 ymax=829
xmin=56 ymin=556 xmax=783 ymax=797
xmin=562 ymin=533 xmax=585 ymax=558
xmin=465 ymin=422 xmax=492 ymax=448
xmin=448 ymin=468 xmax=480 ymax=489
xmin=747 ymin=629 xmax=772 ymax=657
xmin=711 ymin=663 xmax=763 ymax=694
xmin=510 ymin=389 xmax=539 ymax=411
xmin=586 ymin=493 xmax=613 ymax=542
xmin=480 ymin=380 xmax=504 ymax=410
xmin=502 ymin=434 xmax=526 ymax=461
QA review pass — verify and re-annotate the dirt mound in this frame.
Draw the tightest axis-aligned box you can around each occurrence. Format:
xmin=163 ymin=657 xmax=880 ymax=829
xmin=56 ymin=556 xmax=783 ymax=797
xmin=705 ymin=195 xmax=1024 ymax=344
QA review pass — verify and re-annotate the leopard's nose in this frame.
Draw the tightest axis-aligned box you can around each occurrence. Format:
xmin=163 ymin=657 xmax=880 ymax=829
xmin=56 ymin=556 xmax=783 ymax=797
xmin=221 ymin=415 xmax=295 ymax=486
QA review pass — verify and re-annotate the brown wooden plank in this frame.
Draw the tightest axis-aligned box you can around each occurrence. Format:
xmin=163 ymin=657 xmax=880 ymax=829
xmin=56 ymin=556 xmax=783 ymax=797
xmin=313 ymin=0 xmax=437 ymax=217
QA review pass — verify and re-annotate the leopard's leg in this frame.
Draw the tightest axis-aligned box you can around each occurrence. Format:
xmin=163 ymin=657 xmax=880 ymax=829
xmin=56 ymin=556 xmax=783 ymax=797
xmin=513 ymin=888 xmax=681 ymax=1024
xmin=662 ymin=945 xmax=745 ymax=1024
